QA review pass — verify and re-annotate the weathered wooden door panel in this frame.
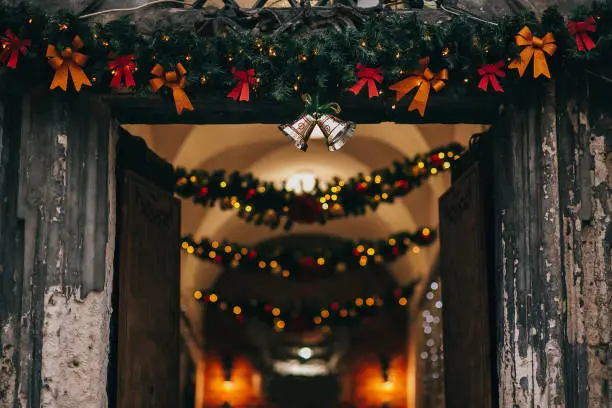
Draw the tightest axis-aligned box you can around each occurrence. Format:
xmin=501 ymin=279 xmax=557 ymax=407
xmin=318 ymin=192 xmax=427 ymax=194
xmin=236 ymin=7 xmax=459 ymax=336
xmin=116 ymin=144 xmax=181 ymax=408
xmin=438 ymin=163 xmax=493 ymax=408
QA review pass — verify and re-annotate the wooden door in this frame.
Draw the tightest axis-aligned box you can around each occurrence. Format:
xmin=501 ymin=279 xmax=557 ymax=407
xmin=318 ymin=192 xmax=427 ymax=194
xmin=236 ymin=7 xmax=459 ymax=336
xmin=438 ymin=162 xmax=494 ymax=408
xmin=113 ymin=131 xmax=181 ymax=408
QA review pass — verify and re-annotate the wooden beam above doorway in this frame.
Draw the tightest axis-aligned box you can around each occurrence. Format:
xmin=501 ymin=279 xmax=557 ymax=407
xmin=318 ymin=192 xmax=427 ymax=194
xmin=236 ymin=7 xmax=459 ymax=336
xmin=107 ymin=94 xmax=499 ymax=125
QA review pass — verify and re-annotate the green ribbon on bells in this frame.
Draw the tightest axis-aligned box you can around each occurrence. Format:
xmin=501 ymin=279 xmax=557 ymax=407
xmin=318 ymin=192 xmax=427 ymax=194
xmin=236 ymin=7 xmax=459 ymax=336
xmin=301 ymin=93 xmax=341 ymax=116
xmin=299 ymin=93 xmax=355 ymax=153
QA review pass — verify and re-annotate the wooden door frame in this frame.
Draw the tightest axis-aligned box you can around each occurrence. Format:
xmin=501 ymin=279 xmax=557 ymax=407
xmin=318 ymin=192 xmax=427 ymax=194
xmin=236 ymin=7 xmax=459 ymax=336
xmin=438 ymin=153 xmax=498 ymax=408
xmin=108 ymin=130 xmax=181 ymax=408
xmin=105 ymin=94 xmax=498 ymax=126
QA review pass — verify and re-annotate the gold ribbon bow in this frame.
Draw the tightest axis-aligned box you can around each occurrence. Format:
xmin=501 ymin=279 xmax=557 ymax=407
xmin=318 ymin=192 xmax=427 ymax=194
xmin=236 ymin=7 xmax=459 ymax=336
xmin=46 ymin=36 xmax=92 ymax=92
xmin=150 ymin=63 xmax=194 ymax=115
xmin=389 ymin=57 xmax=448 ymax=117
xmin=508 ymin=26 xmax=557 ymax=79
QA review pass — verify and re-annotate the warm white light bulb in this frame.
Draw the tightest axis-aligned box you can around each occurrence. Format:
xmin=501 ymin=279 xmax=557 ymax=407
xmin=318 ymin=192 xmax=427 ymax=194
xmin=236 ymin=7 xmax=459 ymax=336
xmin=286 ymin=172 xmax=317 ymax=194
xmin=298 ymin=347 xmax=313 ymax=360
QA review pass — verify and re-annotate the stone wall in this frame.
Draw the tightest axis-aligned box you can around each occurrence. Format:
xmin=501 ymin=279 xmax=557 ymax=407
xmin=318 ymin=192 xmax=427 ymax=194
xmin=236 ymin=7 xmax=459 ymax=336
xmin=0 ymin=92 xmax=116 ymax=408
xmin=485 ymin=79 xmax=611 ymax=407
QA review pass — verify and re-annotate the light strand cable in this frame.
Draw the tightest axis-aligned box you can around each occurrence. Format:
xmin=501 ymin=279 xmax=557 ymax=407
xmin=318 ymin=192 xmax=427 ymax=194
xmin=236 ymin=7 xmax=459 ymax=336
xmin=79 ymin=0 xmax=194 ymax=19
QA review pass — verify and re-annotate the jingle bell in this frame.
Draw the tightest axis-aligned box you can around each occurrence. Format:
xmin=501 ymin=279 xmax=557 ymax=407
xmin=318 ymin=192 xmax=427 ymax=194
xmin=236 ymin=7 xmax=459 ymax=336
xmin=317 ymin=114 xmax=356 ymax=152
xmin=278 ymin=114 xmax=318 ymax=152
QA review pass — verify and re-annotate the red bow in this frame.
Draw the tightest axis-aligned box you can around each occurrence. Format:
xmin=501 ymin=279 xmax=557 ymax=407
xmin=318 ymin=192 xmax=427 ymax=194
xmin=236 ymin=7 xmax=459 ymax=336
xmin=348 ymin=64 xmax=383 ymax=98
xmin=567 ymin=17 xmax=596 ymax=52
xmin=228 ymin=68 xmax=256 ymax=102
xmin=477 ymin=61 xmax=505 ymax=92
xmin=0 ymin=29 xmax=30 ymax=69
xmin=108 ymin=54 xmax=136 ymax=89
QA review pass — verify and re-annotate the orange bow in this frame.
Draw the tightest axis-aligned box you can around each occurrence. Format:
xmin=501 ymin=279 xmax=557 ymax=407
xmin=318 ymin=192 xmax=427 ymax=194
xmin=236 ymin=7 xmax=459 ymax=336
xmin=46 ymin=36 xmax=92 ymax=92
xmin=508 ymin=26 xmax=557 ymax=79
xmin=150 ymin=63 xmax=194 ymax=115
xmin=388 ymin=57 xmax=448 ymax=117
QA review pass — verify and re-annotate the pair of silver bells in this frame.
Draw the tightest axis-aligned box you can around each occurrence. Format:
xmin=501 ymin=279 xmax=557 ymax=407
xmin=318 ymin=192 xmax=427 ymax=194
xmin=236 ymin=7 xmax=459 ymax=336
xmin=278 ymin=113 xmax=356 ymax=152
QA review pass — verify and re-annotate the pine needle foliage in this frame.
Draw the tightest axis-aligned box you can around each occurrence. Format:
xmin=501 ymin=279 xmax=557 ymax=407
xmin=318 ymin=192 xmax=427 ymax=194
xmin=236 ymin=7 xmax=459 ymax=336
xmin=0 ymin=1 xmax=611 ymax=107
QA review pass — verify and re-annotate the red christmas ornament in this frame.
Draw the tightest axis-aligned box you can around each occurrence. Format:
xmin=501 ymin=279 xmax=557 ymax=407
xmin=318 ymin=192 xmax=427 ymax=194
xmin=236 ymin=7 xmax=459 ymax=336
xmin=567 ymin=17 xmax=596 ymax=52
xmin=0 ymin=29 xmax=30 ymax=69
xmin=348 ymin=64 xmax=383 ymax=98
xmin=214 ymin=255 xmax=223 ymax=263
xmin=235 ymin=315 xmax=244 ymax=322
xmin=248 ymin=250 xmax=257 ymax=259
xmin=392 ymin=247 xmax=400 ymax=256
xmin=246 ymin=188 xmax=256 ymax=199
xmin=395 ymin=180 xmax=409 ymax=189
xmin=299 ymin=258 xmax=315 ymax=267
xmin=393 ymin=289 xmax=401 ymax=298
xmin=432 ymin=154 xmax=444 ymax=166
xmin=331 ymin=302 xmax=340 ymax=311
xmin=289 ymin=195 xmax=322 ymax=224
xmin=198 ymin=187 xmax=209 ymax=197
xmin=477 ymin=61 xmax=505 ymax=93
xmin=264 ymin=304 xmax=273 ymax=312
xmin=356 ymin=182 xmax=368 ymax=192
xmin=227 ymin=68 xmax=256 ymax=102
xmin=108 ymin=54 xmax=137 ymax=89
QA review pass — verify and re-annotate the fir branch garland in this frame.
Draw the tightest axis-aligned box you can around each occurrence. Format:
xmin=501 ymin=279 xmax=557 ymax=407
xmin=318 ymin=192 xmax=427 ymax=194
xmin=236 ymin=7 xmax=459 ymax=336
xmin=174 ymin=143 xmax=464 ymax=230
xmin=0 ymin=2 xmax=611 ymax=109
xmin=193 ymin=282 xmax=417 ymax=332
xmin=181 ymin=226 xmax=435 ymax=280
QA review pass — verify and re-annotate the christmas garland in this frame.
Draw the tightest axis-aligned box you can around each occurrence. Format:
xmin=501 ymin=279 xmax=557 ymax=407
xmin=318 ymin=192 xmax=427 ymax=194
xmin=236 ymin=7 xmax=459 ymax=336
xmin=193 ymin=283 xmax=416 ymax=332
xmin=0 ymin=2 xmax=610 ymax=116
xmin=175 ymin=143 xmax=463 ymax=230
xmin=181 ymin=226 xmax=434 ymax=280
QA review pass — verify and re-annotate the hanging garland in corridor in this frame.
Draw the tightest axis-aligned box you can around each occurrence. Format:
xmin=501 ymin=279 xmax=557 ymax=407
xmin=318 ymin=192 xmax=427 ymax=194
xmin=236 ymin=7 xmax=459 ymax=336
xmin=175 ymin=143 xmax=463 ymax=230
xmin=0 ymin=2 xmax=610 ymax=116
xmin=193 ymin=283 xmax=416 ymax=332
xmin=181 ymin=227 xmax=435 ymax=280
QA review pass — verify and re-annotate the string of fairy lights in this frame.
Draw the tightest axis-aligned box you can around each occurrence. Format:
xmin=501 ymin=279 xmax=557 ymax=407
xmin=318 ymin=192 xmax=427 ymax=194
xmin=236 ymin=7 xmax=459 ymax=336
xmin=193 ymin=283 xmax=416 ymax=332
xmin=174 ymin=144 xmax=464 ymax=230
xmin=180 ymin=227 xmax=435 ymax=280
xmin=419 ymin=279 xmax=445 ymax=406
xmin=176 ymin=146 xmax=447 ymax=328
xmin=175 ymin=147 xmax=454 ymax=328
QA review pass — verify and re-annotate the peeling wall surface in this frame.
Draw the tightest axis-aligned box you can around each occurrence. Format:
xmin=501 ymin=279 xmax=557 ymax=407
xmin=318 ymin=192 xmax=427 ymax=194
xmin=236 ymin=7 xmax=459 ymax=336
xmin=490 ymin=86 xmax=567 ymax=408
xmin=487 ymin=81 xmax=612 ymax=408
xmin=556 ymin=88 xmax=612 ymax=408
xmin=40 ymin=287 xmax=112 ymax=408
xmin=0 ymin=92 xmax=116 ymax=408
